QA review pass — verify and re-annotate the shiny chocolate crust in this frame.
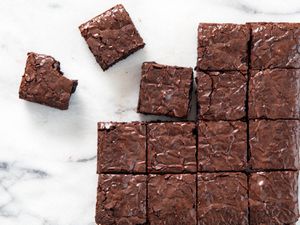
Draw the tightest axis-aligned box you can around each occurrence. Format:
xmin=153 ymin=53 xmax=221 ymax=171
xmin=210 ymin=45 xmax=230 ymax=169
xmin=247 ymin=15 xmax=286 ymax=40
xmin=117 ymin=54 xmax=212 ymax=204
xmin=148 ymin=174 xmax=197 ymax=225
xmin=137 ymin=62 xmax=193 ymax=118
xmin=147 ymin=122 xmax=197 ymax=173
xmin=79 ymin=4 xmax=145 ymax=71
xmin=97 ymin=122 xmax=146 ymax=173
xmin=251 ymin=23 xmax=300 ymax=69
xmin=95 ymin=174 xmax=146 ymax=225
xmin=249 ymin=120 xmax=300 ymax=170
xmin=19 ymin=52 xmax=78 ymax=110
xmin=198 ymin=121 xmax=247 ymax=172
xmin=198 ymin=173 xmax=248 ymax=225
xmin=249 ymin=171 xmax=299 ymax=225
xmin=196 ymin=23 xmax=250 ymax=71
xmin=196 ymin=71 xmax=247 ymax=121
xmin=249 ymin=69 xmax=300 ymax=119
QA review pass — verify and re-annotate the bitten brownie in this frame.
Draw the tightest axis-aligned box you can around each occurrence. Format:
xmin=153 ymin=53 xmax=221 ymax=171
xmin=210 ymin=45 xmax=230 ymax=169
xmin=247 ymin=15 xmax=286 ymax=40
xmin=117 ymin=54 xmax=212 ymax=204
xmin=198 ymin=173 xmax=248 ymax=225
xmin=196 ymin=23 xmax=250 ymax=71
xmin=196 ymin=70 xmax=247 ymax=121
xmin=251 ymin=23 xmax=300 ymax=69
xmin=79 ymin=4 xmax=145 ymax=71
xmin=198 ymin=121 xmax=247 ymax=172
xmin=147 ymin=122 xmax=197 ymax=173
xmin=249 ymin=171 xmax=299 ymax=225
xmin=249 ymin=120 xmax=300 ymax=170
xmin=148 ymin=174 xmax=197 ymax=225
xmin=95 ymin=174 xmax=146 ymax=225
xmin=137 ymin=62 xmax=193 ymax=118
xmin=249 ymin=69 xmax=300 ymax=119
xmin=97 ymin=122 xmax=146 ymax=173
xmin=19 ymin=52 xmax=78 ymax=110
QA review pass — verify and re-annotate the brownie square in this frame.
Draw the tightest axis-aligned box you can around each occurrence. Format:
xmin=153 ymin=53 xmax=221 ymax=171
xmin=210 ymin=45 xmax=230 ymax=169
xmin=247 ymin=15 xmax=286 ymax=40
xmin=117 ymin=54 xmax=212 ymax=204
xmin=97 ymin=122 xmax=146 ymax=173
xmin=147 ymin=122 xmax=197 ymax=173
xmin=198 ymin=173 xmax=248 ymax=225
xmin=95 ymin=174 xmax=146 ymax=225
xmin=249 ymin=171 xmax=299 ymax=225
xmin=19 ymin=52 xmax=78 ymax=110
xmin=79 ymin=4 xmax=145 ymax=71
xmin=137 ymin=62 xmax=193 ymax=118
xmin=198 ymin=121 xmax=247 ymax=172
xmin=249 ymin=69 xmax=300 ymax=119
xmin=196 ymin=71 xmax=247 ymax=121
xmin=148 ymin=174 xmax=197 ymax=225
xmin=249 ymin=120 xmax=300 ymax=170
xmin=251 ymin=23 xmax=300 ymax=69
xmin=196 ymin=23 xmax=250 ymax=71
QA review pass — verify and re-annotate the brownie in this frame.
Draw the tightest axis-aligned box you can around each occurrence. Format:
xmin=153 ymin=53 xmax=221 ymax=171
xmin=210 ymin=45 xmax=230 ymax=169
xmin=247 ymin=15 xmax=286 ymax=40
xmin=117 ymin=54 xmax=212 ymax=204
xmin=79 ymin=4 xmax=145 ymax=71
xmin=95 ymin=174 xmax=146 ymax=225
xmin=137 ymin=62 xmax=193 ymax=118
xmin=19 ymin=52 xmax=78 ymax=110
xmin=198 ymin=121 xmax=247 ymax=172
xmin=249 ymin=171 xmax=299 ymax=225
xmin=97 ymin=122 xmax=146 ymax=173
xmin=249 ymin=120 xmax=300 ymax=170
xmin=196 ymin=71 xmax=247 ymax=121
xmin=198 ymin=173 xmax=248 ymax=225
xmin=147 ymin=122 xmax=197 ymax=173
xmin=249 ymin=69 xmax=300 ymax=119
xmin=251 ymin=23 xmax=300 ymax=69
xmin=148 ymin=174 xmax=196 ymax=225
xmin=196 ymin=23 xmax=250 ymax=71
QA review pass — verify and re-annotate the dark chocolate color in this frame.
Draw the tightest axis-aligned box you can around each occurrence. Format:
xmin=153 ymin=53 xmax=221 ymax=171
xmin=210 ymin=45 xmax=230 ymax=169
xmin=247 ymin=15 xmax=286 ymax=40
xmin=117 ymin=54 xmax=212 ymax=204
xmin=79 ymin=4 xmax=145 ymax=71
xmin=196 ymin=23 xmax=250 ymax=71
xmin=249 ymin=69 xmax=300 ymax=119
xmin=196 ymin=71 xmax=247 ymax=121
xmin=137 ymin=62 xmax=193 ymax=118
xmin=198 ymin=121 xmax=247 ymax=172
xmin=19 ymin=52 xmax=77 ymax=110
xmin=198 ymin=172 xmax=248 ymax=225
xmin=251 ymin=23 xmax=300 ymax=69
xmin=97 ymin=122 xmax=146 ymax=173
xmin=148 ymin=174 xmax=197 ymax=225
xmin=249 ymin=171 xmax=299 ymax=225
xmin=250 ymin=120 xmax=300 ymax=170
xmin=147 ymin=122 xmax=197 ymax=173
xmin=95 ymin=174 xmax=146 ymax=225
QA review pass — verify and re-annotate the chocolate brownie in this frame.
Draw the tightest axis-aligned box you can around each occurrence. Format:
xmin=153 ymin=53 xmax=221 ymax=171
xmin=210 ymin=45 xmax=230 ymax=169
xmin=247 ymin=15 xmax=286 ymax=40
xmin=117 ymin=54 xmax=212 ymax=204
xmin=198 ymin=121 xmax=247 ymax=172
xmin=148 ymin=174 xmax=196 ymax=225
xmin=196 ymin=23 xmax=250 ymax=71
xmin=196 ymin=71 xmax=247 ymax=121
xmin=249 ymin=120 xmax=300 ymax=170
xmin=251 ymin=23 xmax=300 ymax=69
xmin=79 ymin=4 xmax=145 ymax=71
xmin=19 ymin=52 xmax=78 ymax=110
xmin=147 ymin=122 xmax=197 ymax=173
xmin=137 ymin=62 xmax=193 ymax=118
xmin=95 ymin=174 xmax=146 ymax=225
xmin=97 ymin=122 xmax=146 ymax=173
xmin=249 ymin=171 xmax=299 ymax=225
xmin=249 ymin=69 xmax=300 ymax=119
xmin=198 ymin=173 xmax=248 ymax=225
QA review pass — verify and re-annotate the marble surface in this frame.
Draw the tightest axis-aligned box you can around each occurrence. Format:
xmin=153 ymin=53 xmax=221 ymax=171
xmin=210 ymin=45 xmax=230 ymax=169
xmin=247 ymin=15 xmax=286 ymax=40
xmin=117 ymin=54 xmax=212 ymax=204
xmin=0 ymin=0 xmax=299 ymax=224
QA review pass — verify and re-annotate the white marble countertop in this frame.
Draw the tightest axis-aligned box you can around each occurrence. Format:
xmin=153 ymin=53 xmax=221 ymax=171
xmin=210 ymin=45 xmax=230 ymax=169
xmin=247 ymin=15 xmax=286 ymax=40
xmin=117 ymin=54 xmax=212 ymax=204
xmin=0 ymin=0 xmax=300 ymax=224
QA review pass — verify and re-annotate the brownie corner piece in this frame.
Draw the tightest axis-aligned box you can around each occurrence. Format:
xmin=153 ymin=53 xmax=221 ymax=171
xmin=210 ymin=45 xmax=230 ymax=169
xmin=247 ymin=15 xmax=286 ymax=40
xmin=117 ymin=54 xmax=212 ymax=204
xmin=137 ymin=62 xmax=193 ymax=118
xmin=97 ymin=122 xmax=146 ymax=173
xmin=79 ymin=4 xmax=145 ymax=71
xmin=96 ymin=174 xmax=147 ymax=225
xmin=249 ymin=171 xmax=299 ymax=225
xmin=197 ymin=23 xmax=250 ymax=71
xmin=19 ymin=52 xmax=78 ymax=110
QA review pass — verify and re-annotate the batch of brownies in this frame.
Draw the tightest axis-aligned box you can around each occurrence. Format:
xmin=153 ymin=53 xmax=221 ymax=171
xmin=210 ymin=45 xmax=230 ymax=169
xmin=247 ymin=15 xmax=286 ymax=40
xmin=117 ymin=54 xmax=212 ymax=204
xmin=18 ymin=4 xmax=299 ymax=225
